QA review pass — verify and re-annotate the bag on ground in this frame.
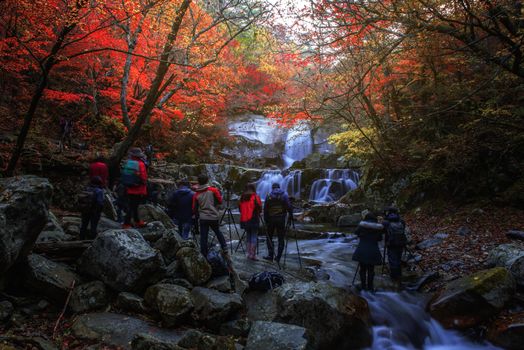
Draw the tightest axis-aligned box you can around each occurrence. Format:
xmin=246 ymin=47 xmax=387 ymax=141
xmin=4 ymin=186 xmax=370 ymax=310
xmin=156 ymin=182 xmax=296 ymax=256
xmin=207 ymin=249 xmax=229 ymax=277
xmin=248 ymin=271 xmax=285 ymax=291
xmin=387 ymin=221 xmax=407 ymax=247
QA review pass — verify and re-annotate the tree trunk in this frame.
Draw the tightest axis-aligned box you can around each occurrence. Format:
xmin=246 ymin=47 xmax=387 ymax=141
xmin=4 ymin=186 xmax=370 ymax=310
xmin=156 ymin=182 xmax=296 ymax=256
xmin=109 ymin=0 xmax=192 ymax=169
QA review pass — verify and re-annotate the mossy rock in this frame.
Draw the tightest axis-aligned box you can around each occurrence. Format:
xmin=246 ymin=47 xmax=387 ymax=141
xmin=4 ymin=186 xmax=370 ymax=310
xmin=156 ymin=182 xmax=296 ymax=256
xmin=429 ymin=267 xmax=516 ymax=329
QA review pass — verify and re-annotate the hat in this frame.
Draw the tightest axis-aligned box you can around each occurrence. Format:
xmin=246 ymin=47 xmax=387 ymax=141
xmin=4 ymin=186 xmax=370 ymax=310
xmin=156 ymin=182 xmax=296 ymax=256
xmin=272 ymin=183 xmax=280 ymax=189
xmin=129 ymin=147 xmax=145 ymax=158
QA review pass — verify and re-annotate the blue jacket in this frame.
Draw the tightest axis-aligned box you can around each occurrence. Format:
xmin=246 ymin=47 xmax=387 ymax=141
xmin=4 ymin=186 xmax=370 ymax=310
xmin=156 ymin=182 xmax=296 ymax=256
xmin=87 ymin=185 xmax=105 ymax=207
xmin=168 ymin=186 xmax=195 ymax=222
xmin=264 ymin=188 xmax=292 ymax=221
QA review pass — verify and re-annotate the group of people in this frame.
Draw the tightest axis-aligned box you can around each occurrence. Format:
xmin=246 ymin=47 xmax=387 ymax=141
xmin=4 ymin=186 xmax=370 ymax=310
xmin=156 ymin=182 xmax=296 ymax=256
xmin=352 ymin=207 xmax=409 ymax=291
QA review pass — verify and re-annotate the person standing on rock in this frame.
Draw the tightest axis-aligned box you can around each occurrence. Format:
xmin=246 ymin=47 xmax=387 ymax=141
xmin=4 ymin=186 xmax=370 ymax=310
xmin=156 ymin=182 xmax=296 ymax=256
xmin=383 ymin=207 xmax=408 ymax=289
xmin=352 ymin=212 xmax=384 ymax=291
xmin=263 ymin=183 xmax=293 ymax=263
xmin=121 ymin=147 xmax=148 ymax=229
xmin=89 ymin=155 xmax=109 ymax=188
xmin=79 ymin=176 xmax=105 ymax=240
xmin=193 ymin=174 xmax=228 ymax=257
xmin=167 ymin=180 xmax=195 ymax=240
xmin=239 ymin=183 xmax=262 ymax=260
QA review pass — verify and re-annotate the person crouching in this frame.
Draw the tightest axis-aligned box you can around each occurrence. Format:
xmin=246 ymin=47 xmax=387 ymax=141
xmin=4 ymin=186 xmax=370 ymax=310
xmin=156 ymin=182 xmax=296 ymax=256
xmin=239 ymin=183 xmax=262 ymax=260
xmin=352 ymin=212 xmax=384 ymax=291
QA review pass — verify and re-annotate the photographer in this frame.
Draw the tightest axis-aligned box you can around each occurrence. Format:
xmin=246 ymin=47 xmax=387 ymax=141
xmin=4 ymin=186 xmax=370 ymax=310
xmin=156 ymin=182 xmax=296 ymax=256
xmin=352 ymin=212 xmax=384 ymax=291
xmin=263 ymin=183 xmax=292 ymax=263
xmin=239 ymin=183 xmax=262 ymax=260
xmin=192 ymin=174 xmax=227 ymax=257
xmin=383 ymin=207 xmax=408 ymax=289
xmin=167 ymin=180 xmax=195 ymax=240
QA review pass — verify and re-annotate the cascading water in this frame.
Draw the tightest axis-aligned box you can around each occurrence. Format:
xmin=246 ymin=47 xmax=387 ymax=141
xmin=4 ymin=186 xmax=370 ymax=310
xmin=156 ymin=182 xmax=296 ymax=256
xmin=256 ymin=170 xmax=302 ymax=200
xmin=283 ymin=122 xmax=313 ymax=168
xmin=309 ymin=169 xmax=360 ymax=202
xmin=364 ymin=291 xmax=501 ymax=350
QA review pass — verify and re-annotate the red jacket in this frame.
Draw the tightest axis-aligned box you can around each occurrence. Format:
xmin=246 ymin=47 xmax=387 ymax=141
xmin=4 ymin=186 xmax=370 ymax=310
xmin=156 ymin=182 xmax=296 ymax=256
xmin=126 ymin=157 xmax=148 ymax=196
xmin=240 ymin=193 xmax=262 ymax=223
xmin=89 ymin=162 xmax=109 ymax=187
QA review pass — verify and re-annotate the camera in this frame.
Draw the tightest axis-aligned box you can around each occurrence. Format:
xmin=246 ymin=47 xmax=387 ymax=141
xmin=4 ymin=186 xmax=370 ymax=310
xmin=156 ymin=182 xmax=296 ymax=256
xmin=223 ymin=180 xmax=233 ymax=191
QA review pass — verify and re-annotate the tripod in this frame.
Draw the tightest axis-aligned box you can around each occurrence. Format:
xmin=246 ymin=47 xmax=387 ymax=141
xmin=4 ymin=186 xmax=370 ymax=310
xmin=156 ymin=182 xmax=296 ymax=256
xmin=218 ymin=185 xmax=244 ymax=254
xmin=282 ymin=214 xmax=303 ymax=270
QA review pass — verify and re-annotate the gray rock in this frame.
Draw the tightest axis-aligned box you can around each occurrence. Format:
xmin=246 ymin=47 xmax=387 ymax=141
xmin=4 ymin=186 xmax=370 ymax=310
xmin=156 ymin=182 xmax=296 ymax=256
xmin=429 ymin=267 xmax=516 ymax=329
xmin=140 ymin=221 xmax=167 ymax=242
xmin=220 ymin=319 xmax=251 ymax=337
xmin=24 ymin=254 xmax=81 ymax=303
xmin=245 ymin=291 xmax=279 ymax=322
xmin=433 ymin=232 xmax=449 ymax=240
xmin=145 ymin=284 xmax=193 ymax=327
xmin=72 ymin=312 xmax=183 ymax=349
xmin=115 ymin=292 xmax=150 ymax=314
xmin=190 ymin=287 xmax=243 ymax=330
xmin=337 ymin=214 xmax=361 ymax=228
xmin=20 ymin=299 xmax=50 ymax=316
xmin=78 ymin=229 xmax=164 ymax=293
xmin=416 ymin=238 xmax=443 ymax=250
xmin=177 ymin=329 xmax=236 ymax=350
xmin=456 ymin=226 xmax=472 ymax=236
xmin=507 ymin=230 xmax=524 ymax=241
xmin=37 ymin=211 xmax=69 ymax=242
xmin=164 ymin=261 xmax=182 ymax=278
xmin=207 ymin=276 xmax=233 ymax=293
xmin=166 ymin=278 xmax=193 ymax=290
xmin=62 ymin=216 xmax=121 ymax=237
xmin=138 ymin=204 xmax=176 ymax=229
xmin=0 ymin=300 xmax=14 ymax=322
xmin=0 ymin=176 xmax=52 ymax=275
xmin=245 ymin=321 xmax=309 ymax=350
xmin=274 ymin=282 xmax=372 ymax=349
xmin=487 ymin=243 xmax=524 ymax=287
xmin=132 ymin=333 xmax=183 ymax=350
xmin=70 ymin=281 xmax=109 ymax=313
xmin=488 ymin=312 xmax=524 ymax=350
xmin=176 ymin=247 xmax=212 ymax=286
xmin=154 ymin=231 xmax=193 ymax=265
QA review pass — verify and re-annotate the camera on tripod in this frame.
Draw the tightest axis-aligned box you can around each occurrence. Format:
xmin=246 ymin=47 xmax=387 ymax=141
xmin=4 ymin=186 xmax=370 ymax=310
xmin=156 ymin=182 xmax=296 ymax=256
xmin=223 ymin=180 xmax=233 ymax=191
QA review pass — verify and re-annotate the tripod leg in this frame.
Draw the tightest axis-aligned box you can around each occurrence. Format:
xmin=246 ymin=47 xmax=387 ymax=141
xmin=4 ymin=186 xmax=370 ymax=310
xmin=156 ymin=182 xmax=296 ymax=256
xmin=229 ymin=209 xmax=245 ymax=254
xmin=352 ymin=263 xmax=360 ymax=286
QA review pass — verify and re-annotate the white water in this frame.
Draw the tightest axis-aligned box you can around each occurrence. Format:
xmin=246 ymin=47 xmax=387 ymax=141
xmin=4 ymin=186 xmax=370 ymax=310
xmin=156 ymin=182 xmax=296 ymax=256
xmin=309 ymin=169 xmax=360 ymax=202
xmin=256 ymin=170 xmax=302 ymax=200
xmin=284 ymin=122 xmax=313 ymax=168
xmin=228 ymin=114 xmax=283 ymax=145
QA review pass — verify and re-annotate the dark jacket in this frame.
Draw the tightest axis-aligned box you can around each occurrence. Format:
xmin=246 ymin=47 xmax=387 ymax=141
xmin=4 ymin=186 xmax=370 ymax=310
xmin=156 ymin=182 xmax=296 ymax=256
xmin=168 ymin=186 xmax=195 ymax=222
xmin=383 ymin=213 xmax=409 ymax=246
xmin=352 ymin=220 xmax=384 ymax=265
xmin=263 ymin=189 xmax=292 ymax=222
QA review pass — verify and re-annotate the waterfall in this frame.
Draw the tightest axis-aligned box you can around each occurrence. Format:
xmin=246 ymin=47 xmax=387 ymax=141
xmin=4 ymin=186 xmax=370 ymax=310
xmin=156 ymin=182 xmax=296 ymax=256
xmin=283 ymin=122 xmax=313 ymax=168
xmin=364 ymin=292 xmax=500 ymax=350
xmin=256 ymin=170 xmax=302 ymax=200
xmin=309 ymin=169 xmax=360 ymax=202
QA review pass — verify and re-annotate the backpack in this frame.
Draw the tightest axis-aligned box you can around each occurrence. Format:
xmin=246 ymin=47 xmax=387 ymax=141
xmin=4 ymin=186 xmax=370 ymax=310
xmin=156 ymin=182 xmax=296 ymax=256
xmin=120 ymin=159 xmax=142 ymax=187
xmin=265 ymin=194 xmax=285 ymax=217
xmin=248 ymin=271 xmax=285 ymax=291
xmin=387 ymin=221 xmax=407 ymax=247
xmin=207 ymin=250 xmax=229 ymax=278
xmin=78 ymin=188 xmax=96 ymax=212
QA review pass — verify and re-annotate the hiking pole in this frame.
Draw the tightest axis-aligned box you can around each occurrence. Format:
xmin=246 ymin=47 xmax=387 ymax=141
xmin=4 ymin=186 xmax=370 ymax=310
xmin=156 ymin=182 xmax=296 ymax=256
xmin=351 ymin=263 xmax=360 ymax=286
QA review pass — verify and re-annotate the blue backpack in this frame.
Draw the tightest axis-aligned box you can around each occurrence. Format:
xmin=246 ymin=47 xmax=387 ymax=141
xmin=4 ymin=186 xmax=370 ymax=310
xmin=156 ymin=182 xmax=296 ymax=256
xmin=120 ymin=160 xmax=142 ymax=187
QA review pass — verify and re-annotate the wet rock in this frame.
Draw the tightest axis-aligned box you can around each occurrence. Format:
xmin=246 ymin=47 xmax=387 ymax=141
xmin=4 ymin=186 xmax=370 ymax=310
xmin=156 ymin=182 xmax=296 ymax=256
xmin=0 ymin=300 xmax=14 ymax=322
xmin=337 ymin=214 xmax=361 ymax=228
xmin=507 ymin=230 xmax=524 ymax=241
xmin=488 ymin=311 xmax=524 ymax=350
xmin=19 ymin=300 xmax=50 ymax=316
xmin=429 ymin=267 xmax=516 ymax=329
xmin=245 ymin=321 xmax=309 ymax=350
xmin=161 ymin=278 xmax=192 ymax=290
xmin=70 ymin=281 xmax=109 ymax=313
xmin=131 ymin=333 xmax=183 ymax=350
xmin=72 ymin=312 xmax=183 ymax=349
xmin=140 ymin=221 xmax=167 ymax=242
xmin=456 ymin=226 xmax=472 ymax=236
xmin=177 ymin=329 xmax=236 ymax=350
xmin=190 ymin=287 xmax=243 ymax=330
xmin=24 ymin=254 xmax=81 ymax=303
xmin=144 ymin=284 xmax=193 ymax=327
xmin=61 ymin=216 xmax=120 ymax=237
xmin=207 ymin=276 xmax=233 ymax=293
xmin=0 ymin=176 xmax=52 ymax=275
xmin=416 ymin=238 xmax=443 ymax=250
xmin=244 ymin=291 xmax=279 ymax=322
xmin=37 ymin=211 xmax=70 ymax=243
xmin=220 ymin=318 xmax=251 ymax=337
xmin=115 ymin=292 xmax=150 ymax=314
xmin=439 ymin=260 xmax=463 ymax=272
xmin=274 ymin=281 xmax=372 ymax=349
xmin=138 ymin=204 xmax=175 ymax=229
xmin=164 ymin=261 xmax=182 ymax=279
xmin=154 ymin=231 xmax=194 ymax=265
xmin=78 ymin=229 xmax=164 ymax=293
xmin=176 ymin=247 xmax=212 ymax=286
xmin=487 ymin=243 xmax=524 ymax=287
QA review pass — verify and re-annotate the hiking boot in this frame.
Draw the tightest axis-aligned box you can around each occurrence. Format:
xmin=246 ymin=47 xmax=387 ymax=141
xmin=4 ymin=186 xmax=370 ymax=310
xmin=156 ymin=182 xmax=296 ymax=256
xmin=263 ymin=255 xmax=274 ymax=261
xmin=135 ymin=220 xmax=146 ymax=228
xmin=122 ymin=224 xmax=133 ymax=229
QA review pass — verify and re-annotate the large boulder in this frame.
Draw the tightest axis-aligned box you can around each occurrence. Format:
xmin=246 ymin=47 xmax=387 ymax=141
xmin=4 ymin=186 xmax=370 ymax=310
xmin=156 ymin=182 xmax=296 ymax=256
xmin=37 ymin=211 xmax=71 ymax=243
xmin=78 ymin=229 xmax=164 ymax=293
xmin=0 ymin=176 xmax=52 ymax=275
xmin=138 ymin=204 xmax=175 ymax=229
xmin=132 ymin=333 xmax=183 ymax=350
xmin=24 ymin=254 xmax=81 ymax=303
xmin=116 ymin=292 xmax=150 ymax=314
xmin=154 ymin=230 xmax=194 ymax=265
xmin=144 ymin=284 xmax=193 ymax=327
xmin=429 ymin=267 xmax=516 ymax=329
xmin=190 ymin=287 xmax=243 ymax=330
xmin=274 ymin=282 xmax=372 ymax=349
xmin=176 ymin=247 xmax=212 ymax=286
xmin=487 ymin=243 xmax=524 ymax=286
xmin=488 ymin=311 xmax=524 ymax=350
xmin=245 ymin=321 xmax=309 ymax=350
xmin=69 ymin=281 xmax=109 ymax=313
